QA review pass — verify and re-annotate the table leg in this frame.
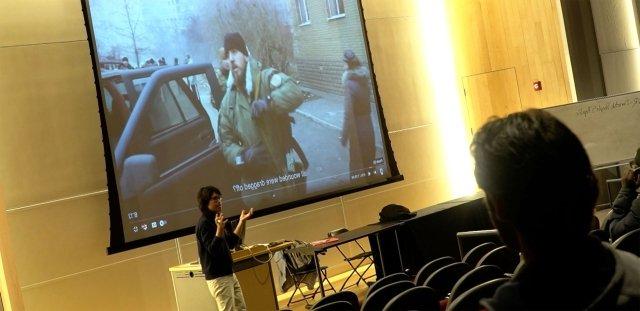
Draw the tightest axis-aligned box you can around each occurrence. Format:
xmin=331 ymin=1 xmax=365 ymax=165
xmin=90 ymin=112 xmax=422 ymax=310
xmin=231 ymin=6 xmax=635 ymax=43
xmin=314 ymin=252 xmax=325 ymax=297
xmin=394 ymin=229 xmax=404 ymax=273
xmin=375 ymin=233 xmax=387 ymax=277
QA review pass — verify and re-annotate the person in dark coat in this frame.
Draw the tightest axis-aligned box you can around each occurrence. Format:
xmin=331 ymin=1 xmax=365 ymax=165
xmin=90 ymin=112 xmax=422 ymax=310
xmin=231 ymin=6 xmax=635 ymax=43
xmin=604 ymin=148 xmax=640 ymax=241
xmin=195 ymin=186 xmax=253 ymax=311
xmin=471 ymin=109 xmax=640 ymax=310
xmin=340 ymin=49 xmax=375 ymax=174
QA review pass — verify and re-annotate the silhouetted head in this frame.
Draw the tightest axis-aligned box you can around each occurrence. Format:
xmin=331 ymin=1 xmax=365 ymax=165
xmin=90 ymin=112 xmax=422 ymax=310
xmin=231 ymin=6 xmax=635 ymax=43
xmin=471 ymin=109 xmax=597 ymax=253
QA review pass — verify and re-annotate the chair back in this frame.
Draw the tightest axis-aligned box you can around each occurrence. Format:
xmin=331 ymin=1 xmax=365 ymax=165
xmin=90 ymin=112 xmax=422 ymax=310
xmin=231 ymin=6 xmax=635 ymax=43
xmin=448 ymin=265 xmax=504 ymax=302
xmin=589 ymin=229 xmax=610 ymax=242
xmin=382 ymin=286 xmax=439 ymax=311
xmin=446 ymin=278 xmax=509 ymax=311
xmin=362 ymin=280 xmax=414 ymax=311
xmin=456 ymin=229 xmax=501 ymax=259
xmin=462 ymin=242 xmax=497 ymax=266
xmin=312 ymin=300 xmax=356 ymax=311
xmin=423 ymin=262 xmax=471 ymax=299
xmin=366 ymin=272 xmax=409 ymax=298
xmin=476 ymin=245 xmax=520 ymax=273
xmin=311 ymin=291 xmax=359 ymax=310
xmin=612 ymin=228 xmax=640 ymax=256
xmin=414 ymin=256 xmax=456 ymax=286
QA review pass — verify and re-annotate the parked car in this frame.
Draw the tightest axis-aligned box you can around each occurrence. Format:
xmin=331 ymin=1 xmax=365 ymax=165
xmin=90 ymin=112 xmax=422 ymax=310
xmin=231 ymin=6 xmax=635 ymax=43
xmin=100 ymin=63 xmax=236 ymax=226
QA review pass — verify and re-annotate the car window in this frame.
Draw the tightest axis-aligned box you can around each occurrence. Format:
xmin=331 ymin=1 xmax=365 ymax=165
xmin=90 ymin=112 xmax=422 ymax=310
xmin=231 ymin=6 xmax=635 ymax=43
xmin=149 ymin=84 xmax=183 ymax=134
xmin=169 ymin=80 xmax=199 ymax=121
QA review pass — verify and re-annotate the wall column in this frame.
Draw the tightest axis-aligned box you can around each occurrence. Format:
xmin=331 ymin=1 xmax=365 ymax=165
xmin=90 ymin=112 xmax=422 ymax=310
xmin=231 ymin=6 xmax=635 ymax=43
xmin=591 ymin=0 xmax=640 ymax=95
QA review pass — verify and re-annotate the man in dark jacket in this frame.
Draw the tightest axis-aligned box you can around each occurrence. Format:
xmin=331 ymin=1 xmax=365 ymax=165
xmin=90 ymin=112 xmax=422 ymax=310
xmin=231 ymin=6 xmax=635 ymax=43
xmin=605 ymin=148 xmax=640 ymax=241
xmin=471 ymin=109 xmax=640 ymax=310
xmin=218 ymin=32 xmax=305 ymax=207
xmin=196 ymin=186 xmax=252 ymax=311
xmin=340 ymin=49 xmax=375 ymax=174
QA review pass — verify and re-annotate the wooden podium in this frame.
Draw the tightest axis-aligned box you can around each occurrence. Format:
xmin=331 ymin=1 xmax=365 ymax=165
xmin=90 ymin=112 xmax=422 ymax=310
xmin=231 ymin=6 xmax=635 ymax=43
xmin=170 ymin=242 xmax=292 ymax=310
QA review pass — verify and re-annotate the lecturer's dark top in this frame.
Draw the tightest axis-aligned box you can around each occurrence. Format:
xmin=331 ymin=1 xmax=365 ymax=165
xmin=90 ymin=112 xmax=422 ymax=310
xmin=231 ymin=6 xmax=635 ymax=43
xmin=196 ymin=215 xmax=240 ymax=280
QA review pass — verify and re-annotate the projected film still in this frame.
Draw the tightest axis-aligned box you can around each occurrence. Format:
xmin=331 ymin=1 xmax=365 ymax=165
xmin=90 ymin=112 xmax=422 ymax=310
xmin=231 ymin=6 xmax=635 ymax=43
xmin=85 ymin=0 xmax=399 ymax=244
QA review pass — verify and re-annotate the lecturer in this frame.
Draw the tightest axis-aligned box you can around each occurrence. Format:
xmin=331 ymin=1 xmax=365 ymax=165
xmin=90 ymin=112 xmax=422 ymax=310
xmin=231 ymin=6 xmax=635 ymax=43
xmin=196 ymin=186 xmax=253 ymax=311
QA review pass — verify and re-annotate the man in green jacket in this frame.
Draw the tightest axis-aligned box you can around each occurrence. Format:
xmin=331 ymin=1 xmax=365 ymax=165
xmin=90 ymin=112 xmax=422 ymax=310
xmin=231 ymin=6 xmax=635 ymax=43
xmin=218 ymin=32 xmax=305 ymax=207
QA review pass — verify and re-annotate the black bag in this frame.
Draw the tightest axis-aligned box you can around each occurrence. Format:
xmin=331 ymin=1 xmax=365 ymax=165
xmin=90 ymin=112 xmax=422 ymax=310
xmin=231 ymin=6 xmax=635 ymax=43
xmin=379 ymin=204 xmax=416 ymax=222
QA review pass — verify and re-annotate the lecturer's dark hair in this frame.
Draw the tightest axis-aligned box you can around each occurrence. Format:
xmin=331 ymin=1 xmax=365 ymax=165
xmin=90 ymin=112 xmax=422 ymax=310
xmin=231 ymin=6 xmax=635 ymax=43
xmin=197 ymin=186 xmax=221 ymax=217
xmin=471 ymin=109 xmax=598 ymax=241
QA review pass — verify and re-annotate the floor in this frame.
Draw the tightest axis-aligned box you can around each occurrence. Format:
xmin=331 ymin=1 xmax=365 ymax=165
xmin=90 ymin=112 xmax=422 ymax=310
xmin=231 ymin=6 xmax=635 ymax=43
xmin=276 ymin=264 xmax=376 ymax=310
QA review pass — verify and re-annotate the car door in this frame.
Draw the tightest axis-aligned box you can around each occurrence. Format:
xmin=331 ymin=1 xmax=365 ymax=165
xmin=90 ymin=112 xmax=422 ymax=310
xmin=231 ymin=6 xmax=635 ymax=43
xmin=116 ymin=64 xmax=232 ymax=222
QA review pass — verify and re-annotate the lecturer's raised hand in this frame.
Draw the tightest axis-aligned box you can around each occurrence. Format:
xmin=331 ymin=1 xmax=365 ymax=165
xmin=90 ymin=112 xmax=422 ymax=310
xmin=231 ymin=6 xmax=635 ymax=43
xmin=215 ymin=213 xmax=227 ymax=237
xmin=239 ymin=208 xmax=253 ymax=222
xmin=215 ymin=213 xmax=227 ymax=226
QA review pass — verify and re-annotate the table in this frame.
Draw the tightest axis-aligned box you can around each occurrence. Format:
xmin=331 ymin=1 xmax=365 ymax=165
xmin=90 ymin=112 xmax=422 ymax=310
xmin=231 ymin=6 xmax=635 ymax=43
xmin=309 ymin=192 xmax=491 ymax=297
xmin=311 ymin=221 xmax=403 ymax=297
xmin=169 ymin=241 xmax=292 ymax=310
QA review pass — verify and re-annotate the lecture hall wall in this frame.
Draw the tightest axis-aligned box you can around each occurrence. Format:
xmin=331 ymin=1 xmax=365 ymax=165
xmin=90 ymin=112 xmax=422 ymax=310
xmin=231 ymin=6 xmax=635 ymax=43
xmin=0 ymin=0 xmax=569 ymax=309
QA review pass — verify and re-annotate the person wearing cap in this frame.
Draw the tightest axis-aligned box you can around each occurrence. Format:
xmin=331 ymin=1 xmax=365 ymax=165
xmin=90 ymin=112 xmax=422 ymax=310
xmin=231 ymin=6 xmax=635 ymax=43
xmin=604 ymin=147 xmax=640 ymax=241
xmin=340 ymin=49 xmax=375 ymax=175
xmin=218 ymin=32 xmax=304 ymax=207
xmin=119 ymin=56 xmax=134 ymax=69
xmin=472 ymin=109 xmax=640 ymax=310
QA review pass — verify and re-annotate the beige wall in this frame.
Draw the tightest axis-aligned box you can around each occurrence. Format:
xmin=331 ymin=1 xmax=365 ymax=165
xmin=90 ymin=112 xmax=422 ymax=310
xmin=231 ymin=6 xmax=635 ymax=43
xmin=0 ymin=1 xmax=459 ymax=310
xmin=0 ymin=0 xmax=576 ymax=309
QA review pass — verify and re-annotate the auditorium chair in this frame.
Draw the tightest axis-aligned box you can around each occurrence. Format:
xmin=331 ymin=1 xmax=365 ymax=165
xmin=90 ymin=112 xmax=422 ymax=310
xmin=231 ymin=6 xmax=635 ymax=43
xmin=446 ymin=278 xmax=509 ymax=311
xmin=612 ymin=227 xmax=640 ymax=256
xmin=448 ymin=265 xmax=504 ymax=303
xmin=413 ymin=256 xmax=456 ymax=286
xmin=311 ymin=290 xmax=359 ymax=310
xmin=382 ymin=286 xmax=439 ymax=311
xmin=423 ymin=262 xmax=472 ymax=299
xmin=462 ymin=242 xmax=497 ymax=267
xmin=475 ymin=245 xmax=520 ymax=273
xmin=312 ymin=300 xmax=356 ymax=311
xmin=361 ymin=280 xmax=414 ymax=311
xmin=365 ymin=272 xmax=409 ymax=298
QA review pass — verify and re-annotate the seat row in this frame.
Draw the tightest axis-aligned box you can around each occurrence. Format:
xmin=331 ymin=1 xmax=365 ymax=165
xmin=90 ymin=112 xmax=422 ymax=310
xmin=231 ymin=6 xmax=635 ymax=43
xmin=309 ymin=233 xmax=520 ymax=311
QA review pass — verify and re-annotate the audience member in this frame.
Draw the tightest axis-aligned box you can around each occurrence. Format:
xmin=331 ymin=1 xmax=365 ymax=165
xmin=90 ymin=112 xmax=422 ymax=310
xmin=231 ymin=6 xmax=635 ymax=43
xmin=471 ymin=109 xmax=640 ymax=310
xmin=604 ymin=148 xmax=640 ymax=241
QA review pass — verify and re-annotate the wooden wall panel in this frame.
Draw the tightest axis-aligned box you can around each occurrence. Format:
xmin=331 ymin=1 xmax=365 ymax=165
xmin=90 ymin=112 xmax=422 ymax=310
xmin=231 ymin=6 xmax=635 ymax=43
xmin=449 ymin=0 xmax=571 ymax=121
xmin=463 ymin=68 xmax=522 ymax=132
xmin=360 ymin=0 xmax=417 ymax=19
xmin=448 ymin=0 xmax=492 ymax=76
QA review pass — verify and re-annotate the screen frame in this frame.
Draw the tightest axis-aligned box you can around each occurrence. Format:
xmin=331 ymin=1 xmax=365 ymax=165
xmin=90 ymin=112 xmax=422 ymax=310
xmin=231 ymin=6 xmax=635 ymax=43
xmin=80 ymin=0 xmax=403 ymax=255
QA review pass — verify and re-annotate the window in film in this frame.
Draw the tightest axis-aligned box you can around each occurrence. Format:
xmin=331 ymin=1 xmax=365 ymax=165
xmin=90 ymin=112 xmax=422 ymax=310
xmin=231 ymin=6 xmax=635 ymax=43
xmin=149 ymin=83 xmax=183 ymax=134
xmin=326 ymin=0 xmax=345 ymax=18
xmin=297 ymin=0 xmax=310 ymax=24
xmin=169 ymin=80 xmax=200 ymax=122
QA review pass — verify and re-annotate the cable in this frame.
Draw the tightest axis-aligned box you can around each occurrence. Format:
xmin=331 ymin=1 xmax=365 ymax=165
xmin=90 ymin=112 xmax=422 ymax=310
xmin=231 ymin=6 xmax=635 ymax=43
xmin=247 ymin=244 xmax=275 ymax=264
